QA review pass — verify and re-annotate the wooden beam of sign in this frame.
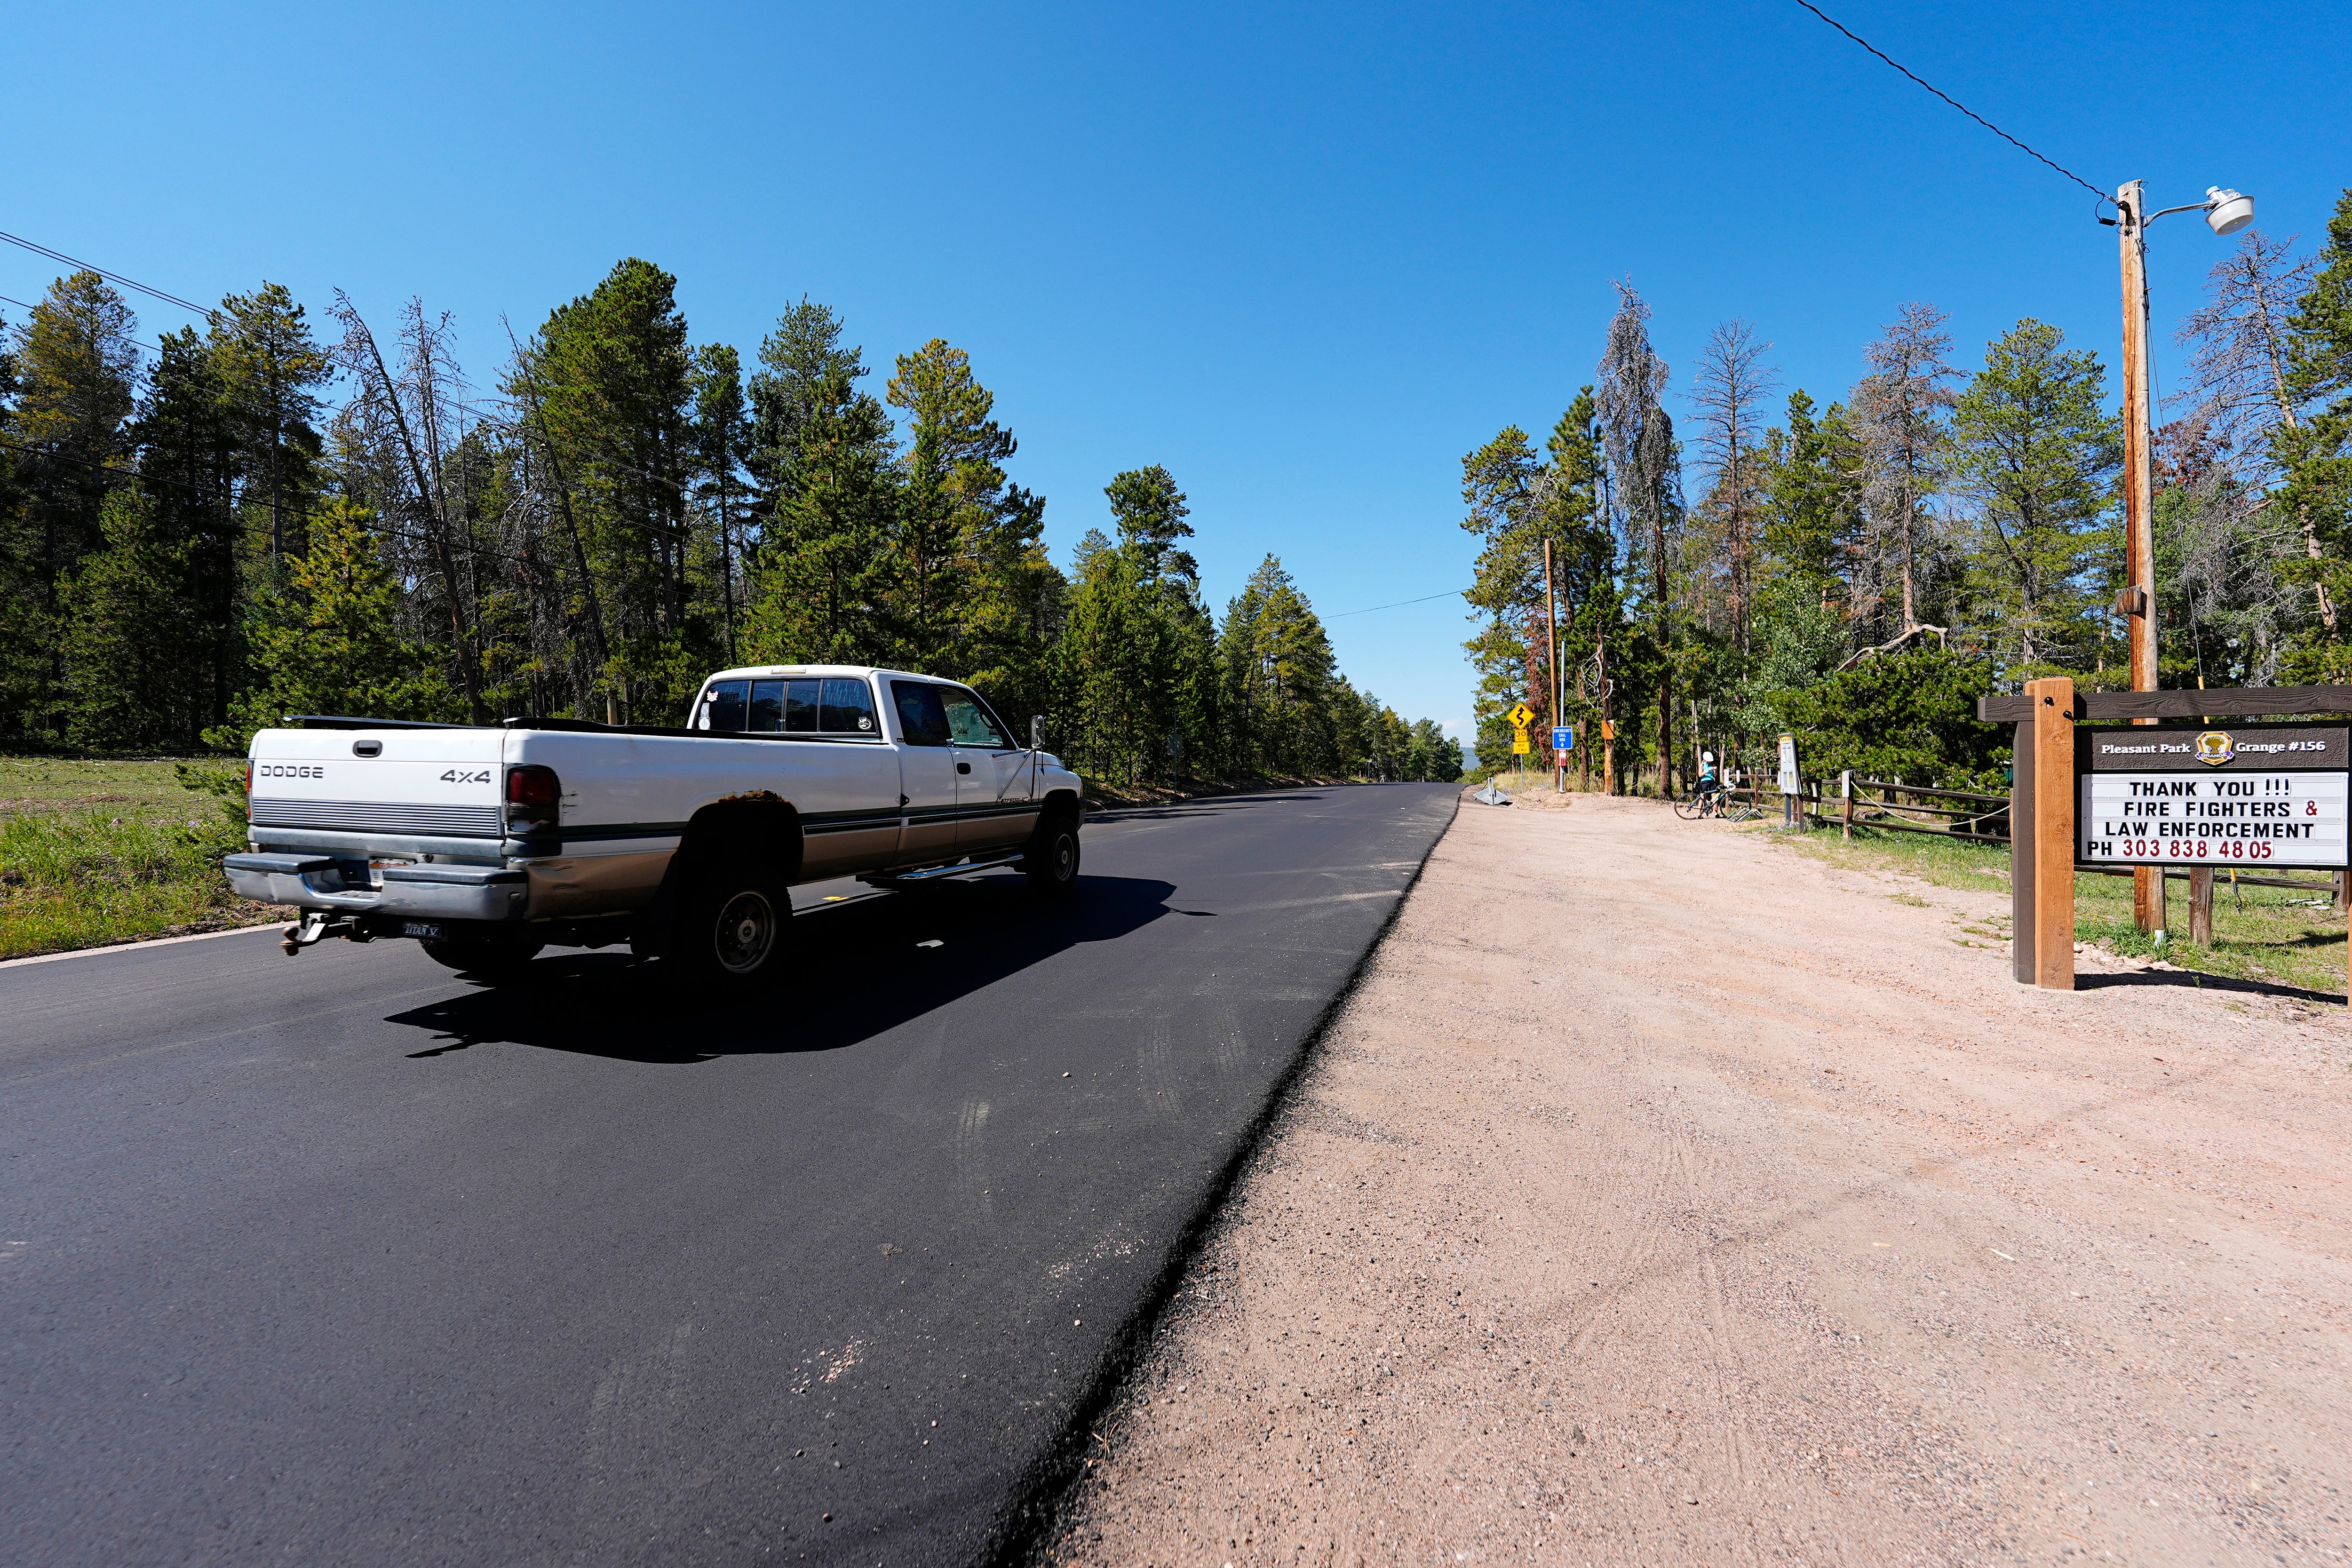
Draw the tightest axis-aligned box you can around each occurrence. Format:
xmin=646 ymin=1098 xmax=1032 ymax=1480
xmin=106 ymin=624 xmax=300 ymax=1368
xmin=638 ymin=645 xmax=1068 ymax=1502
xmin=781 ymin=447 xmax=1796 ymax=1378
xmin=1978 ymin=685 xmax=2352 ymax=722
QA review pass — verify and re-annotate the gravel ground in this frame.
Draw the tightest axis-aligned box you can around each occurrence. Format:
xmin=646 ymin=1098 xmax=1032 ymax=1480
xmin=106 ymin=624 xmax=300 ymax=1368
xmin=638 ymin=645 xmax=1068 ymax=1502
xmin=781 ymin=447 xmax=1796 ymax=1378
xmin=1045 ymin=790 xmax=2352 ymax=1567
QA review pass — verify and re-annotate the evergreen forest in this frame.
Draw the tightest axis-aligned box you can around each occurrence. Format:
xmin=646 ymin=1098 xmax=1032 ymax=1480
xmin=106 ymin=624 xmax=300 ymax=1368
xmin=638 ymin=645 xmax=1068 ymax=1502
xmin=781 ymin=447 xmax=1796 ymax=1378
xmin=1463 ymin=188 xmax=2352 ymax=794
xmin=0 ymin=260 xmax=1462 ymax=789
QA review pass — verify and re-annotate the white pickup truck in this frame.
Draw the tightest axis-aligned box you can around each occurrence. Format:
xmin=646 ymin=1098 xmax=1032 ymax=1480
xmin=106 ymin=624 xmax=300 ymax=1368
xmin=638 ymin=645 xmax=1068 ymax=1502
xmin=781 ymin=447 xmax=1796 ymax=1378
xmin=223 ymin=664 xmax=1083 ymax=989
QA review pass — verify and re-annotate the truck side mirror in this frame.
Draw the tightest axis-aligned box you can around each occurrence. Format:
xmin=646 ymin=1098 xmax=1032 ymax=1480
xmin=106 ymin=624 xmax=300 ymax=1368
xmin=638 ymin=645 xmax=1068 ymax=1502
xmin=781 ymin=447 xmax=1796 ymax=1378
xmin=1031 ymin=716 xmax=1045 ymax=751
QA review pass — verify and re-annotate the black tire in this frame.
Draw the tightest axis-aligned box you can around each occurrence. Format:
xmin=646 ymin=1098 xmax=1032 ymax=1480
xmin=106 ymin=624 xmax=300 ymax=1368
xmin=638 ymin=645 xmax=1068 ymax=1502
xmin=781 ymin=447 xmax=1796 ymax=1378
xmin=669 ymin=868 xmax=790 ymax=992
xmin=421 ymin=935 xmax=544 ymax=979
xmin=1673 ymin=793 xmax=1702 ymax=820
xmin=1022 ymin=814 xmax=1081 ymax=899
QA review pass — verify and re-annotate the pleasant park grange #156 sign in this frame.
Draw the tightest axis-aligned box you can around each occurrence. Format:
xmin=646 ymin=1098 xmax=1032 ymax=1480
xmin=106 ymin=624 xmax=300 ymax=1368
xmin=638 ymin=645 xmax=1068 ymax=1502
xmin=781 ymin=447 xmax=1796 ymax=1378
xmin=2077 ymin=723 xmax=2350 ymax=868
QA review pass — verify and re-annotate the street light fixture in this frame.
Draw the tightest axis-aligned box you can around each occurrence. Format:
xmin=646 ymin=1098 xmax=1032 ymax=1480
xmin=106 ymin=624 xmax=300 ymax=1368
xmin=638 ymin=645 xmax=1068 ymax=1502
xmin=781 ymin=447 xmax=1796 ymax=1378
xmin=2204 ymin=187 xmax=2256 ymax=237
xmin=2112 ymin=178 xmax=2251 ymax=938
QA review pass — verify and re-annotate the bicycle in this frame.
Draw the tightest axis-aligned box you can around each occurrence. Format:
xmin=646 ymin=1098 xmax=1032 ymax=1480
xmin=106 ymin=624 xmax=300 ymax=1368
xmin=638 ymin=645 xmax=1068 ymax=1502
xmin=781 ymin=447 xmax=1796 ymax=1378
xmin=1674 ymin=782 xmax=1730 ymax=820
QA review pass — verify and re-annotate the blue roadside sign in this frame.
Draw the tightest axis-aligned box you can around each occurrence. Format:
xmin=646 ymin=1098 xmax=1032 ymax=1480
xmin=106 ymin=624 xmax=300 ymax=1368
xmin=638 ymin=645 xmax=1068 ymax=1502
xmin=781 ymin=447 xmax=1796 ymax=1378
xmin=1551 ymin=725 xmax=1574 ymax=750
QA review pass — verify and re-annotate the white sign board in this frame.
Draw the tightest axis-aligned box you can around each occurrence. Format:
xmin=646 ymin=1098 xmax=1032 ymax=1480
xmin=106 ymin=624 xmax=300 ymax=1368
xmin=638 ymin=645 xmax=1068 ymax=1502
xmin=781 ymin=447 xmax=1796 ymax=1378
xmin=1776 ymin=734 xmax=1799 ymax=795
xmin=2077 ymin=724 xmax=2350 ymax=868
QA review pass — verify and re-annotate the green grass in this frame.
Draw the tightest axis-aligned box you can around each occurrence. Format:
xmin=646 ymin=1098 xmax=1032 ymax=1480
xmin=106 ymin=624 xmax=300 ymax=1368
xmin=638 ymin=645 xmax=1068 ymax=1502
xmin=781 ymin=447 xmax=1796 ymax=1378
xmin=0 ymin=756 xmax=269 ymax=960
xmin=1766 ymin=819 xmax=2349 ymax=998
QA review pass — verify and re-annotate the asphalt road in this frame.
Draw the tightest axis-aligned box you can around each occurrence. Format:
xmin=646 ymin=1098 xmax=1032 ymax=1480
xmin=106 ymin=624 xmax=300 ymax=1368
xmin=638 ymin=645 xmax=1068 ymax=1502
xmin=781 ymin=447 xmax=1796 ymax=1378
xmin=4 ymin=782 xmax=1459 ymax=1568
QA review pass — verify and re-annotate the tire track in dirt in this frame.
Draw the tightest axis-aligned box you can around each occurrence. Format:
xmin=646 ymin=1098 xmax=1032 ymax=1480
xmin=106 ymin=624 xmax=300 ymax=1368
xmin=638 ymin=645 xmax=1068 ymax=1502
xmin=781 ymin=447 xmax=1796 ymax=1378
xmin=1042 ymin=792 xmax=2352 ymax=1567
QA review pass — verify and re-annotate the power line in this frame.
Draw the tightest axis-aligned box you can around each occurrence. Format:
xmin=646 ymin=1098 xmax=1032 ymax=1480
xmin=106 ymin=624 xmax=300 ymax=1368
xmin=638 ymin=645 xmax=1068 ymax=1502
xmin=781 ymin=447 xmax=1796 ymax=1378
xmin=1789 ymin=0 xmax=2111 ymax=206
xmin=0 ymin=434 xmax=546 ymax=573
xmin=0 ymin=228 xmax=218 ymax=318
xmin=1329 ymin=587 xmax=1470 ymax=618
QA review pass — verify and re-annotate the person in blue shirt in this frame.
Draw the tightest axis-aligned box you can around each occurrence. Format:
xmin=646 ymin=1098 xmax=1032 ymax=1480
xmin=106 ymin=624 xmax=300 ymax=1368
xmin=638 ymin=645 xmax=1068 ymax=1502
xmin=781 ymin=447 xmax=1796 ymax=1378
xmin=1698 ymin=750 xmax=1724 ymax=802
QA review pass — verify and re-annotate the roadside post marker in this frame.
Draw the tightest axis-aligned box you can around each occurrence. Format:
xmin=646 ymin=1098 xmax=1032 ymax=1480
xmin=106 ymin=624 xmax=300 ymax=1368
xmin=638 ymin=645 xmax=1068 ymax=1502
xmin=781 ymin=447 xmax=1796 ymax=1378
xmin=1840 ymin=770 xmax=1853 ymax=841
xmin=2010 ymin=677 xmax=2077 ymax=991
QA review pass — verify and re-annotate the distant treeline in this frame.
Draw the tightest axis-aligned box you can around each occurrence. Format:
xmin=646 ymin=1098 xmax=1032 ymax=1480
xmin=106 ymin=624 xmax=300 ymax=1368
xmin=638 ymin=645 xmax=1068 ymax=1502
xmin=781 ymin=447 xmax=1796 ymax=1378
xmin=0 ymin=261 xmax=1460 ymax=787
xmin=1463 ymin=188 xmax=2352 ymax=792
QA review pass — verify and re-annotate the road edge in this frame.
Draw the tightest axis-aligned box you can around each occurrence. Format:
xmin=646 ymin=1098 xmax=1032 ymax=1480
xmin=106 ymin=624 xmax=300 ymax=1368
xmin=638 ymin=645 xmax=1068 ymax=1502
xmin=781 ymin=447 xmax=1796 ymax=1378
xmin=983 ymin=784 xmax=1467 ymax=1568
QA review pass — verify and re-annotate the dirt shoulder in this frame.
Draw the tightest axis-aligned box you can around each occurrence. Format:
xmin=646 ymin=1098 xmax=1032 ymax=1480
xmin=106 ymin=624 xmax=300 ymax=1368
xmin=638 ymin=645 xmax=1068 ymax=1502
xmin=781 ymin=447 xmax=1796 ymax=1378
xmin=1049 ymin=791 xmax=2352 ymax=1567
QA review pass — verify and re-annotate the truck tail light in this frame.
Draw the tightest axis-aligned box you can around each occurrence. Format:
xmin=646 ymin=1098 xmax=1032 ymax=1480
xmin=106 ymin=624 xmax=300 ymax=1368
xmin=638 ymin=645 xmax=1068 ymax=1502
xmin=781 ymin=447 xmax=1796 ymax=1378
xmin=506 ymin=765 xmax=561 ymax=830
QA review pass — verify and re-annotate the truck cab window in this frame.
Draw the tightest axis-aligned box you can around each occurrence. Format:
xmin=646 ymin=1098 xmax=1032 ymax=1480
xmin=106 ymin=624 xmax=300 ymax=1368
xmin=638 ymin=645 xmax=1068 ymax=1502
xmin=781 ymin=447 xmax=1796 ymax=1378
xmin=942 ymin=688 xmax=1009 ymax=748
xmin=784 ymin=678 xmax=820 ymax=732
xmin=747 ymin=679 xmax=787 ymax=732
xmin=699 ymin=680 xmax=748 ymax=732
xmin=820 ymin=678 xmax=878 ymax=734
xmin=890 ymin=681 xmax=951 ymax=747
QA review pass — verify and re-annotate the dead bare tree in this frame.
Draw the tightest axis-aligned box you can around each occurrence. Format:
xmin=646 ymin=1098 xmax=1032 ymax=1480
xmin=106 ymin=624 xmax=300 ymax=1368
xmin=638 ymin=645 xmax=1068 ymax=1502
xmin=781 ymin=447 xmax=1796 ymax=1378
xmin=1597 ymin=280 xmax=1681 ymax=792
xmin=330 ymin=291 xmax=488 ymax=724
xmin=2175 ymin=228 xmax=2330 ymax=630
xmin=1686 ymin=319 xmax=1779 ymax=653
xmin=1851 ymin=302 xmax=1959 ymax=640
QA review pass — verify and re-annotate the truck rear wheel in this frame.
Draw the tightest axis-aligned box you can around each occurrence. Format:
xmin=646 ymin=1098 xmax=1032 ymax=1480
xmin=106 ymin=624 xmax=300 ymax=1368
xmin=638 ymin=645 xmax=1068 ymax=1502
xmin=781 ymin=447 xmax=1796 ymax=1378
xmin=1022 ymin=813 xmax=1081 ymax=899
xmin=671 ymin=870 xmax=789 ymax=992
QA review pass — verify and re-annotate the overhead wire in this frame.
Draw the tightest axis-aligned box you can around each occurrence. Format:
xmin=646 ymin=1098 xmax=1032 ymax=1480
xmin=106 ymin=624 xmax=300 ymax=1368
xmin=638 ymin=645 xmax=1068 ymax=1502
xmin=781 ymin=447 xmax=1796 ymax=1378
xmin=0 ymin=248 xmax=758 ymax=544
xmin=1329 ymin=587 xmax=1471 ymax=618
xmin=1 ymin=281 xmax=712 ymax=568
xmin=1788 ymin=0 xmax=2112 ymax=207
xmin=0 ymin=228 xmax=219 ymax=317
xmin=0 ymin=434 xmax=547 ymax=573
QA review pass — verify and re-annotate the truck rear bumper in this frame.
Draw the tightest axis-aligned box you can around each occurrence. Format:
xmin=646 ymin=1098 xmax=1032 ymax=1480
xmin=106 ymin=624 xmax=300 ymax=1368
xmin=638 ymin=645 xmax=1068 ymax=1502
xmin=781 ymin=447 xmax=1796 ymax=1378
xmin=223 ymin=853 xmax=530 ymax=922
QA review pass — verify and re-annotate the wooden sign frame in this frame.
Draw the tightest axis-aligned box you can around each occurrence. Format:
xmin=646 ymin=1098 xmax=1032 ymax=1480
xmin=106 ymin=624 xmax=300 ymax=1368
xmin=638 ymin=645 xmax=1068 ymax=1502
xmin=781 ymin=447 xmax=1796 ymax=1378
xmin=1985 ymin=683 xmax=2352 ymax=996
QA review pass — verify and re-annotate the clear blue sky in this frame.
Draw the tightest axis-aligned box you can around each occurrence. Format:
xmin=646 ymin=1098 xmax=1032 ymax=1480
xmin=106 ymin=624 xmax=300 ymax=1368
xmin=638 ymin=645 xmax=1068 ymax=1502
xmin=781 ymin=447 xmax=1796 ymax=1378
xmin=8 ymin=0 xmax=2347 ymax=740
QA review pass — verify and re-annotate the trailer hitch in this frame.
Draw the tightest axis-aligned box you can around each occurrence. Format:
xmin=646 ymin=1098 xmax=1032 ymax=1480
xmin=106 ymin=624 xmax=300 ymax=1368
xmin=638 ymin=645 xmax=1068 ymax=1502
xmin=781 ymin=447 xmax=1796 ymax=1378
xmin=280 ymin=910 xmax=364 ymax=955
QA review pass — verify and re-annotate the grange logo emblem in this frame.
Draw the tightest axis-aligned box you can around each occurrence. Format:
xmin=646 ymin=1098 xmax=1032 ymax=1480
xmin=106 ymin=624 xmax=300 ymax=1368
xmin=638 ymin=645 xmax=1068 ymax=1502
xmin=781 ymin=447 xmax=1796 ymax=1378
xmin=2194 ymin=730 xmax=2235 ymax=767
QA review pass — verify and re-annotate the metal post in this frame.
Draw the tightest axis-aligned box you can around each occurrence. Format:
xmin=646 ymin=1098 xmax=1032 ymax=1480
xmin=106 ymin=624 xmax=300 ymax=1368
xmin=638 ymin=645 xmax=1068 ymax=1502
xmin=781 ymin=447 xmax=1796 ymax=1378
xmin=2119 ymin=178 xmax=2166 ymax=940
xmin=1545 ymin=539 xmax=1561 ymax=792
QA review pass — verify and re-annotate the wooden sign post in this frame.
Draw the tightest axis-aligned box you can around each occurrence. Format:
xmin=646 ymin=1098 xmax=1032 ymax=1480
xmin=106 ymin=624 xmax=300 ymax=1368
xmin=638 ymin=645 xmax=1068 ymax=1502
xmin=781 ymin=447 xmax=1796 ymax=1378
xmin=2009 ymin=677 xmax=2077 ymax=990
xmin=1985 ymin=681 xmax=2352 ymax=1001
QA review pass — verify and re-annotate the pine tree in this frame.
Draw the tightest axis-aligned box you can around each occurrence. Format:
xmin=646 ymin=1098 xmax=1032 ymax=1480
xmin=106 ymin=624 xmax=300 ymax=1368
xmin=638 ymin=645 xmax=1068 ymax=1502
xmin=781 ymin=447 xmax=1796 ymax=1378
xmin=1459 ymin=425 xmax=1542 ymax=772
xmin=214 ymin=498 xmax=455 ymax=750
xmin=743 ymin=365 xmax=898 ymax=667
xmin=134 ymin=326 xmax=246 ymax=728
xmin=883 ymin=339 xmax=1060 ymax=718
xmin=1952 ymin=319 xmax=2122 ymax=673
xmin=2276 ymin=189 xmax=2352 ymax=679
xmin=59 ymin=487 xmax=206 ymax=748
xmin=1759 ymin=390 xmax=1863 ymax=614
xmin=523 ymin=259 xmax=706 ymax=720
xmin=3 ymin=271 xmax=139 ymax=738
xmin=1221 ymin=555 xmax=1337 ymax=777
xmin=213 ymin=282 xmax=331 ymax=565
xmin=691 ymin=343 xmax=749 ymax=665
xmin=1542 ymin=389 xmax=1622 ymax=761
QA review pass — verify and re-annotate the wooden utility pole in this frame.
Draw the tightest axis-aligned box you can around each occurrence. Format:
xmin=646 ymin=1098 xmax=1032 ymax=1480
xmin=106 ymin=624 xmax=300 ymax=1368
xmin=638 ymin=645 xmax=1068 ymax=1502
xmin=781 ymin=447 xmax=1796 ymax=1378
xmin=1598 ymin=634 xmax=1615 ymax=795
xmin=2119 ymin=178 xmax=2165 ymax=939
xmin=1544 ymin=539 xmax=1561 ymax=792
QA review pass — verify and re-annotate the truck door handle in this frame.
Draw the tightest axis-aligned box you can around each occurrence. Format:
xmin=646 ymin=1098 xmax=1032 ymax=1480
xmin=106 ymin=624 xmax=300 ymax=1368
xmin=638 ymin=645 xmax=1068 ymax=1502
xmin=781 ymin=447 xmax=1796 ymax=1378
xmin=956 ymin=761 xmax=972 ymax=774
